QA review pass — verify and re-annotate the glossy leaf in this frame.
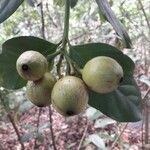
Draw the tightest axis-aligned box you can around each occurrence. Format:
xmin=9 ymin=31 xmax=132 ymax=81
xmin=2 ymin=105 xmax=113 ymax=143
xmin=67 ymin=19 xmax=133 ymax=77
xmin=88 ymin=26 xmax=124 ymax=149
xmin=88 ymin=76 xmax=142 ymax=122
xmin=0 ymin=36 xmax=57 ymax=89
xmin=69 ymin=43 xmax=142 ymax=122
xmin=70 ymin=43 xmax=134 ymax=75
xmin=95 ymin=0 xmax=132 ymax=48
xmin=0 ymin=0 xmax=24 ymax=23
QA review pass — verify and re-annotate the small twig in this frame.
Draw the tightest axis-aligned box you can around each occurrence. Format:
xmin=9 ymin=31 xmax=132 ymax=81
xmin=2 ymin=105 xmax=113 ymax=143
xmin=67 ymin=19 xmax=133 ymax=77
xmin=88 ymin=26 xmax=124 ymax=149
xmin=143 ymin=88 xmax=150 ymax=145
xmin=142 ymin=88 xmax=150 ymax=104
xmin=62 ymin=52 xmax=82 ymax=75
xmin=7 ymin=113 xmax=25 ymax=150
xmin=56 ymin=54 xmax=64 ymax=78
xmin=141 ymin=116 xmax=144 ymax=148
xmin=40 ymin=2 xmax=46 ymax=39
xmin=110 ymin=123 xmax=128 ymax=149
xmin=141 ymin=87 xmax=150 ymax=148
xmin=47 ymin=50 xmax=61 ymax=62
xmin=137 ymin=0 xmax=150 ymax=31
xmin=0 ymin=143 xmax=4 ymax=150
xmin=46 ymin=2 xmax=58 ymax=28
xmin=0 ymin=93 xmax=25 ymax=150
xmin=48 ymin=106 xmax=57 ymax=150
xmin=34 ymin=108 xmax=42 ymax=149
xmin=142 ymin=87 xmax=150 ymax=111
xmin=144 ymin=103 xmax=149 ymax=144
xmin=77 ymin=120 xmax=89 ymax=150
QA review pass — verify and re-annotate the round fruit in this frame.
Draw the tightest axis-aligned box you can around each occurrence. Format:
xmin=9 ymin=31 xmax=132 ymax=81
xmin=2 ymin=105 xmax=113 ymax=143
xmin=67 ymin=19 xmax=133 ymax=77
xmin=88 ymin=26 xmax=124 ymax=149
xmin=26 ymin=72 xmax=56 ymax=107
xmin=51 ymin=76 xmax=89 ymax=116
xmin=16 ymin=51 xmax=48 ymax=81
xmin=82 ymin=56 xmax=123 ymax=93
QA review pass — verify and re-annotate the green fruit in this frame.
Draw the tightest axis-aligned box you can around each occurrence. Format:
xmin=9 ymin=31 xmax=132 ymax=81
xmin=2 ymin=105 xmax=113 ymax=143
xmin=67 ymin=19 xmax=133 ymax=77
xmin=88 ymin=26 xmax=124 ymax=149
xmin=51 ymin=76 xmax=89 ymax=116
xmin=16 ymin=51 xmax=48 ymax=81
xmin=82 ymin=56 xmax=123 ymax=93
xmin=26 ymin=72 xmax=56 ymax=107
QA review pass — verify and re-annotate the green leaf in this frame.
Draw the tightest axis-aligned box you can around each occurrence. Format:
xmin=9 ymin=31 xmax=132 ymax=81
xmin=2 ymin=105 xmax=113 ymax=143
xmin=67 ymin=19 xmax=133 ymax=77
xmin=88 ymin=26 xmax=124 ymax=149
xmin=70 ymin=43 xmax=134 ymax=75
xmin=95 ymin=0 xmax=132 ymax=48
xmin=0 ymin=0 xmax=24 ymax=23
xmin=0 ymin=36 xmax=57 ymax=89
xmin=69 ymin=43 xmax=142 ymax=122
xmin=70 ymin=0 xmax=78 ymax=8
xmin=89 ymin=77 xmax=142 ymax=122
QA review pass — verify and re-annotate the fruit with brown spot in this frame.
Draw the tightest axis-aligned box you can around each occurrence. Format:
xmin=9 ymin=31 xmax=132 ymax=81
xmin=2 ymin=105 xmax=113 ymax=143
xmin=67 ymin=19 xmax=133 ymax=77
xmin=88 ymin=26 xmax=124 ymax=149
xmin=16 ymin=51 xmax=48 ymax=81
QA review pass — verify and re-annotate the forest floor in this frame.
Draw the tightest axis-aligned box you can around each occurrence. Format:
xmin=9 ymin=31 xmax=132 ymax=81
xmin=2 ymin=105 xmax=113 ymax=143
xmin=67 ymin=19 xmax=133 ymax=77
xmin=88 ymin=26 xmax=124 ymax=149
xmin=0 ymin=106 xmax=144 ymax=150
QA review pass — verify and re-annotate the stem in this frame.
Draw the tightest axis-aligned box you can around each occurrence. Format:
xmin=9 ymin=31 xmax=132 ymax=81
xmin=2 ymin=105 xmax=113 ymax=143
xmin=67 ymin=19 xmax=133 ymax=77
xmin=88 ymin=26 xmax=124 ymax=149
xmin=0 ymin=143 xmax=4 ymax=150
xmin=40 ymin=2 xmax=46 ymax=39
xmin=55 ymin=0 xmax=70 ymax=77
xmin=143 ymin=88 xmax=150 ymax=145
xmin=7 ymin=113 xmax=25 ymax=150
xmin=62 ymin=0 xmax=70 ymax=49
xmin=63 ymin=52 xmax=82 ymax=74
xmin=47 ymin=50 xmax=61 ymax=61
xmin=77 ymin=121 xmax=88 ymax=150
xmin=48 ymin=106 xmax=57 ymax=150
xmin=0 ymin=93 xmax=25 ymax=150
xmin=56 ymin=54 xmax=64 ymax=78
xmin=111 ymin=123 xmax=128 ymax=149
xmin=142 ymin=88 xmax=150 ymax=107
xmin=137 ymin=0 xmax=150 ymax=31
xmin=144 ymin=103 xmax=149 ymax=144
xmin=46 ymin=2 xmax=58 ymax=28
xmin=34 ymin=108 xmax=42 ymax=149
xmin=141 ymin=87 xmax=150 ymax=147
xmin=142 ymin=117 xmax=144 ymax=148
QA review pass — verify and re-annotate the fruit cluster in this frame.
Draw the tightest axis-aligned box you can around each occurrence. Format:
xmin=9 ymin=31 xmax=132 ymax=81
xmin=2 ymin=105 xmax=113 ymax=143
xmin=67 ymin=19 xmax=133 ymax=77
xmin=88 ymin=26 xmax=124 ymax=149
xmin=16 ymin=51 xmax=123 ymax=117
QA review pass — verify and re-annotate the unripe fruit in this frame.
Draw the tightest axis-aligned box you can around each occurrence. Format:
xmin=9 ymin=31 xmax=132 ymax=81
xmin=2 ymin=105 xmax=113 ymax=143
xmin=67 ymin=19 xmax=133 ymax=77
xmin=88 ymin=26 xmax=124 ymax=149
xmin=51 ymin=76 xmax=89 ymax=116
xmin=82 ymin=56 xmax=123 ymax=93
xmin=26 ymin=72 xmax=56 ymax=107
xmin=16 ymin=51 xmax=48 ymax=81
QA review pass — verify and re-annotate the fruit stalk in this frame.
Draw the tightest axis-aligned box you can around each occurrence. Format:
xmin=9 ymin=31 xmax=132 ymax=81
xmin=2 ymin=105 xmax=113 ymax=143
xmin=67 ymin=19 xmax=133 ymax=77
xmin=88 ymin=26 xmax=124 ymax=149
xmin=62 ymin=0 xmax=70 ymax=50
xmin=47 ymin=50 xmax=61 ymax=62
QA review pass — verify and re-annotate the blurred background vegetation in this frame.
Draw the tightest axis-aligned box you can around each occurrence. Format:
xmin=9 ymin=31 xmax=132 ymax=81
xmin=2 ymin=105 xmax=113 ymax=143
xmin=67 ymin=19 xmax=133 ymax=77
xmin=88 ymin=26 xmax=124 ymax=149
xmin=0 ymin=0 xmax=149 ymax=149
